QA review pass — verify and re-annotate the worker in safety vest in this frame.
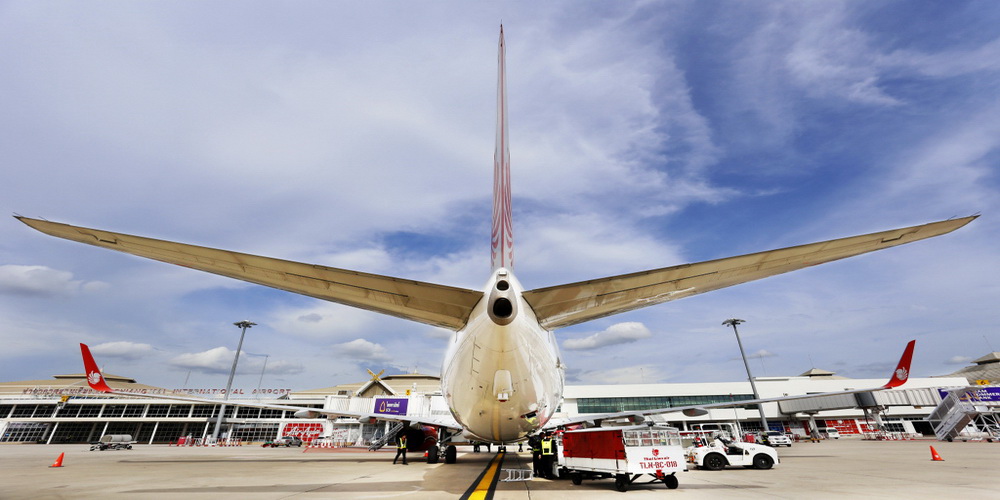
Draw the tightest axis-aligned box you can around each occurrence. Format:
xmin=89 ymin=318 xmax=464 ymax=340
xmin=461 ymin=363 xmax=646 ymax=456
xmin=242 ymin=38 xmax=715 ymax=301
xmin=393 ymin=433 xmax=408 ymax=465
xmin=540 ymin=435 xmax=555 ymax=479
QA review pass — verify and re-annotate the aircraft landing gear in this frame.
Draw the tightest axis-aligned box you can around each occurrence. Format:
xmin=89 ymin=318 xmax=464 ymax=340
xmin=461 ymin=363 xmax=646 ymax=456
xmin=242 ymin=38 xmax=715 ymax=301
xmin=445 ymin=445 xmax=457 ymax=464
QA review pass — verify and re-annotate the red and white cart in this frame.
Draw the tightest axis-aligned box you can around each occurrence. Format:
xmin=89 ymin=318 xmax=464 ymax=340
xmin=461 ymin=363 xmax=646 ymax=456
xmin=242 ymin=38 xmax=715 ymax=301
xmin=557 ymin=425 xmax=686 ymax=492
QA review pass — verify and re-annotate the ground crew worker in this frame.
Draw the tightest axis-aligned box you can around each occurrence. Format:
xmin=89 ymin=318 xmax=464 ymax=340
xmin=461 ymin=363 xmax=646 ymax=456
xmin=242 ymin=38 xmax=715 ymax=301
xmin=540 ymin=434 xmax=555 ymax=479
xmin=393 ymin=433 xmax=408 ymax=465
xmin=530 ymin=436 xmax=542 ymax=477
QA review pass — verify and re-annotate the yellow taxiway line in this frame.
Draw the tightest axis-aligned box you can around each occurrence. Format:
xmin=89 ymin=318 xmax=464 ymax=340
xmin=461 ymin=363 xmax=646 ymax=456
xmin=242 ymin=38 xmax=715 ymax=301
xmin=461 ymin=451 xmax=505 ymax=500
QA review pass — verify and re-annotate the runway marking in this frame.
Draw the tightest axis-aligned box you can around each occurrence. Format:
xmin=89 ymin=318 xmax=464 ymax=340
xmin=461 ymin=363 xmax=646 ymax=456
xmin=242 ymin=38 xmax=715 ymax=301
xmin=460 ymin=451 xmax=505 ymax=500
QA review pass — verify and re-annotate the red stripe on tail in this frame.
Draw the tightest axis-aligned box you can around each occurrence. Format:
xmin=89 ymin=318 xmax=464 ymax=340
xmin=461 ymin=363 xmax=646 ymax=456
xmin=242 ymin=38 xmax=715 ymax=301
xmin=491 ymin=25 xmax=514 ymax=271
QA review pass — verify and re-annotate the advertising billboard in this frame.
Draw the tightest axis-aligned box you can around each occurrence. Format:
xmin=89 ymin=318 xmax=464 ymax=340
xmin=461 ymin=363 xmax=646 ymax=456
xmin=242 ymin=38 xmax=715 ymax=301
xmin=374 ymin=397 xmax=409 ymax=415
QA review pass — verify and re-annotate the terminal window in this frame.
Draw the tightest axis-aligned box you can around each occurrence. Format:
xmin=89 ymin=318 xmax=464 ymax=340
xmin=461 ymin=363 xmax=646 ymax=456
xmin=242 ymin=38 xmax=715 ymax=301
xmin=577 ymin=395 xmax=755 ymax=414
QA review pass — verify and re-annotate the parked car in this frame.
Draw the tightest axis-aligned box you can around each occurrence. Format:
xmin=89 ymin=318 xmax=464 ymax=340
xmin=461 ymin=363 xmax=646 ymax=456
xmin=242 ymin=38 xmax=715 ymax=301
xmin=818 ymin=428 xmax=840 ymax=439
xmin=686 ymin=435 xmax=779 ymax=471
xmin=760 ymin=431 xmax=792 ymax=447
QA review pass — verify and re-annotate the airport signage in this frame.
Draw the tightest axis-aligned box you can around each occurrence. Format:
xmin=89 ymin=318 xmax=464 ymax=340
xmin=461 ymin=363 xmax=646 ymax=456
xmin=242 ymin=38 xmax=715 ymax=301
xmin=282 ymin=422 xmax=324 ymax=442
xmin=374 ymin=397 xmax=409 ymax=415
xmin=938 ymin=387 xmax=1000 ymax=402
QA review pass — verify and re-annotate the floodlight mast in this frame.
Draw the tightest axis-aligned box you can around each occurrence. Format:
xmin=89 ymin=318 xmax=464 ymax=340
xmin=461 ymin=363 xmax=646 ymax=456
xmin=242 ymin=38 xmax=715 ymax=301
xmin=723 ymin=318 xmax=770 ymax=433
xmin=211 ymin=320 xmax=257 ymax=440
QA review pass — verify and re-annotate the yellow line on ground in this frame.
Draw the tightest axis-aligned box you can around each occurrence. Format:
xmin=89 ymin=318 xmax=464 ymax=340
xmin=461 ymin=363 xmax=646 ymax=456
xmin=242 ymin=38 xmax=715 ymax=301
xmin=465 ymin=452 xmax=505 ymax=500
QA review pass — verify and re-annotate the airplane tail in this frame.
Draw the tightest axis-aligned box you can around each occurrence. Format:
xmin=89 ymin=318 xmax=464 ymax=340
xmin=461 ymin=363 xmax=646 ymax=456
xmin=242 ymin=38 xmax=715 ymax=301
xmin=881 ymin=339 xmax=915 ymax=389
xmin=80 ymin=343 xmax=113 ymax=393
xmin=491 ymin=25 xmax=514 ymax=271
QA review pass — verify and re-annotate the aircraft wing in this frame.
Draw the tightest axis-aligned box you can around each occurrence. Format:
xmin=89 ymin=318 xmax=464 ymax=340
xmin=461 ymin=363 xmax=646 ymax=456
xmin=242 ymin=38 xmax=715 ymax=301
xmin=77 ymin=344 xmax=462 ymax=431
xmin=545 ymin=340 xmax=915 ymax=429
xmin=523 ymin=217 xmax=977 ymax=329
xmin=17 ymin=217 xmax=482 ymax=330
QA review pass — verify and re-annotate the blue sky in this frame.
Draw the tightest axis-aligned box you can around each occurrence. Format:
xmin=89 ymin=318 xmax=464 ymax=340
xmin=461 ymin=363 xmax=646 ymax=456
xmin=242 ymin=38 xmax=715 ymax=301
xmin=2 ymin=1 xmax=998 ymax=392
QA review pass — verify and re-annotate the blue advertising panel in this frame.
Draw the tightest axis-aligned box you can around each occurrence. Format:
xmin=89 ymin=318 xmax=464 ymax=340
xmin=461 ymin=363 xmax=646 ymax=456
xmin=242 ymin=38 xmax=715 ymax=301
xmin=937 ymin=387 xmax=1000 ymax=402
xmin=374 ymin=397 xmax=409 ymax=415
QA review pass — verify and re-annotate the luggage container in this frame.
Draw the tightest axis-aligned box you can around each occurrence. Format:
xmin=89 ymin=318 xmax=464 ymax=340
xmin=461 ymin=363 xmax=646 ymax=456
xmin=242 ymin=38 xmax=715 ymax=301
xmin=558 ymin=425 xmax=686 ymax=492
xmin=90 ymin=434 xmax=135 ymax=451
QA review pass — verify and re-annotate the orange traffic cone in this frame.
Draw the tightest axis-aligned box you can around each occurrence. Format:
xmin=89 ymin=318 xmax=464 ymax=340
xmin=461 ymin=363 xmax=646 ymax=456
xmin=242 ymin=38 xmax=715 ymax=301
xmin=49 ymin=452 xmax=65 ymax=468
xmin=929 ymin=446 xmax=944 ymax=461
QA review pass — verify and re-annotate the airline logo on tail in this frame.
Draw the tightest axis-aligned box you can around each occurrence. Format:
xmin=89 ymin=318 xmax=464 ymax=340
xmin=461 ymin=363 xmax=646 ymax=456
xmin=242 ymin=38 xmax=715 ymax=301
xmin=80 ymin=343 xmax=113 ymax=393
xmin=491 ymin=26 xmax=513 ymax=271
xmin=882 ymin=340 xmax=915 ymax=389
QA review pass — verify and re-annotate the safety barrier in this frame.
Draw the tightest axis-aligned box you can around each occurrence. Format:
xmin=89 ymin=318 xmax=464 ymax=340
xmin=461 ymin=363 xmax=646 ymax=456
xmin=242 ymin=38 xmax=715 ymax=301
xmin=861 ymin=432 xmax=923 ymax=441
xmin=170 ymin=437 xmax=243 ymax=447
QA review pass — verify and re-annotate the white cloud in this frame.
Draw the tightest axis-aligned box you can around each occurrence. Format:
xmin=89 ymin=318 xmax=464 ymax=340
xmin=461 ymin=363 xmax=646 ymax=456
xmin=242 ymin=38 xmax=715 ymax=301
xmin=90 ymin=341 xmax=155 ymax=361
xmin=0 ymin=265 xmax=107 ymax=297
xmin=170 ymin=347 xmax=239 ymax=374
xmin=573 ymin=364 xmax=669 ymax=384
xmin=334 ymin=338 xmax=391 ymax=362
xmin=946 ymin=356 xmax=972 ymax=365
xmin=563 ymin=322 xmax=652 ymax=351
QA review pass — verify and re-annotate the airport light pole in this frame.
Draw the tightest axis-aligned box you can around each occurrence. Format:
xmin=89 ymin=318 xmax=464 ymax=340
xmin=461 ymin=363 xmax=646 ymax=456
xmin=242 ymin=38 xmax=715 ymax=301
xmin=212 ymin=320 xmax=256 ymax=440
xmin=723 ymin=318 xmax=770 ymax=433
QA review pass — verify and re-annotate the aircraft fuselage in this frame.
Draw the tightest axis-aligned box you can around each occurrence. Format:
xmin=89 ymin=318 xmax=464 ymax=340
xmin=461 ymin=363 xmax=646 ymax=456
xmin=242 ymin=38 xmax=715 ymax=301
xmin=440 ymin=268 xmax=564 ymax=442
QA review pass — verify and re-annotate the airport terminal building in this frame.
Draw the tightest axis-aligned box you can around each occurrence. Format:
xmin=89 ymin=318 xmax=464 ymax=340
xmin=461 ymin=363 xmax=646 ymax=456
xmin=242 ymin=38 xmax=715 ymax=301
xmin=1 ymin=358 xmax=992 ymax=445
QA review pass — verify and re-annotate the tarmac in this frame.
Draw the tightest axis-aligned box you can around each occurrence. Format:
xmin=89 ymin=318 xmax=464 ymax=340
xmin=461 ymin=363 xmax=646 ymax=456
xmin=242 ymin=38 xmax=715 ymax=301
xmin=2 ymin=439 xmax=998 ymax=499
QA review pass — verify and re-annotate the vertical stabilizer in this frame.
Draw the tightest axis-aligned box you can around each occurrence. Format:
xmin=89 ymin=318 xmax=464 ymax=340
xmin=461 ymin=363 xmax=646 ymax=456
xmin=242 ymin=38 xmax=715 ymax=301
xmin=492 ymin=25 xmax=514 ymax=271
xmin=80 ymin=343 xmax=113 ymax=393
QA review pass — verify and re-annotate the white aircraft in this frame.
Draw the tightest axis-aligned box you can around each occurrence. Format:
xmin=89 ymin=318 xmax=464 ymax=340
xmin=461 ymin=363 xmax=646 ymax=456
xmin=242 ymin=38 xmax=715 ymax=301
xmin=20 ymin=27 xmax=974 ymax=458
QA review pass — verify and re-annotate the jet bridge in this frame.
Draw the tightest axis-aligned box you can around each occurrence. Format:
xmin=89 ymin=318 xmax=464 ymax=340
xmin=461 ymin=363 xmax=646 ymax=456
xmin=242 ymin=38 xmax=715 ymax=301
xmin=777 ymin=388 xmax=944 ymax=415
xmin=777 ymin=388 xmax=946 ymax=436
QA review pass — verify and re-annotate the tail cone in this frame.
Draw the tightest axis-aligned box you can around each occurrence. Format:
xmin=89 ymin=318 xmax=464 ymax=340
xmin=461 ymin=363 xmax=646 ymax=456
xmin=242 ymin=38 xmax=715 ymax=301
xmin=49 ymin=452 xmax=65 ymax=468
xmin=930 ymin=446 xmax=944 ymax=461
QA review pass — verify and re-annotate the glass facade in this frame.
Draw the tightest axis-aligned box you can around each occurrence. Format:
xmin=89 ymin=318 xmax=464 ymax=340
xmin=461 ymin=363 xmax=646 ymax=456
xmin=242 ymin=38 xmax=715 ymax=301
xmin=0 ymin=402 xmax=323 ymax=443
xmin=576 ymin=394 xmax=757 ymax=413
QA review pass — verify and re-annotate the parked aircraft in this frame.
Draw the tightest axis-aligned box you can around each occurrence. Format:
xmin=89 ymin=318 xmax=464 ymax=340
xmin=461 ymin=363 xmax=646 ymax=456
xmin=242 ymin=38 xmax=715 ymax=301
xmin=22 ymin=27 xmax=974 ymax=460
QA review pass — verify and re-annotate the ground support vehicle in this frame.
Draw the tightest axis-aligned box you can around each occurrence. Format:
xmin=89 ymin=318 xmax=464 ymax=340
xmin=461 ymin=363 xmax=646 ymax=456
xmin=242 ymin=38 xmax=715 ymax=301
xmin=263 ymin=436 xmax=303 ymax=447
xmin=686 ymin=437 xmax=778 ymax=471
xmin=557 ymin=425 xmax=686 ymax=492
xmin=89 ymin=434 xmax=134 ymax=451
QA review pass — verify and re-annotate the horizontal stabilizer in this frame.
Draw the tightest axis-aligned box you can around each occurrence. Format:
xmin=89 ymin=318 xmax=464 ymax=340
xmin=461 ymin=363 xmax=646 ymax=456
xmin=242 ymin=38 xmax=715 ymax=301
xmin=18 ymin=217 xmax=481 ymax=330
xmin=524 ymin=216 xmax=977 ymax=329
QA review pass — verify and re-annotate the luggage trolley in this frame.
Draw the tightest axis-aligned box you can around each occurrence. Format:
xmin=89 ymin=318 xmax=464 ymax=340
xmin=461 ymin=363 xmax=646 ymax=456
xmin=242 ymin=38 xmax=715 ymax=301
xmin=558 ymin=425 xmax=686 ymax=492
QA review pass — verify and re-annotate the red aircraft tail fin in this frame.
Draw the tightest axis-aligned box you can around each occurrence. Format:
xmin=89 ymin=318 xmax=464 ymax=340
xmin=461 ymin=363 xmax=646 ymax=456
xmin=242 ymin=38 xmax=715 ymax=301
xmin=80 ymin=343 xmax=113 ymax=393
xmin=882 ymin=340 xmax=915 ymax=389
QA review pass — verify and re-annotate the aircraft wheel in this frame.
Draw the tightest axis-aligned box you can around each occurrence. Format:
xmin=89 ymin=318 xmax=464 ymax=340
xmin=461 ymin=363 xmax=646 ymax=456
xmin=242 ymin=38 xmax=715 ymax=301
xmin=752 ymin=454 xmax=774 ymax=470
xmin=445 ymin=445 xmax=457 ymax=464
xmin=426 ymin=445 xmax=439 ymax=464
xmin=571 ymin=472 xmax=582 ymax=485
xmin=614 ymin=474 xmax=629 ymax=492
xmin=663 ymin=474 xmax=679 ymax=489
xmin=703 ymin=453 xmax=726 ymax=471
